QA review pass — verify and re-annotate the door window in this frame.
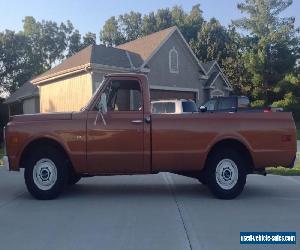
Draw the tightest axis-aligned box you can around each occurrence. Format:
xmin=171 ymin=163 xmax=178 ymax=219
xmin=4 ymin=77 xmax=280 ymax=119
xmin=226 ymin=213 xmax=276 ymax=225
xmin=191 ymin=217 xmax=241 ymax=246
xmin=97 ymin=80 xmax=142 ymax=112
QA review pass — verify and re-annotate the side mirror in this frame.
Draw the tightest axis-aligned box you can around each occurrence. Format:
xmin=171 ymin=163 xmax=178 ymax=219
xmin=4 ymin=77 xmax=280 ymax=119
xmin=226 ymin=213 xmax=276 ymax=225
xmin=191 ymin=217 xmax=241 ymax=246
xmin=199 ymin=105 xmax=207 ymax=112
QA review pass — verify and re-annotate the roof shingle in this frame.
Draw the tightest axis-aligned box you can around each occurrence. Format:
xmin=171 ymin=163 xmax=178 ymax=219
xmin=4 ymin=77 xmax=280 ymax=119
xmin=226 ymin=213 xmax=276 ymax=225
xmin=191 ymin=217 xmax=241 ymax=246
xmin=5 ymin=82 xmax=38 ymax=104
xmin=32 ymin=45 xmax=143 ymax=82
xmin=117 ymin=26 xmax=176 ymax=61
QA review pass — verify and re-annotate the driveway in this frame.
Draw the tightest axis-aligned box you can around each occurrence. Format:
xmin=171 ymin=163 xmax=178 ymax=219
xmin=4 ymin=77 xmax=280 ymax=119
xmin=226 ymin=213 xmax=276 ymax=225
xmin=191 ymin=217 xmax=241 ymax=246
xmin=0 ymin=168 xmax=299 ymax=250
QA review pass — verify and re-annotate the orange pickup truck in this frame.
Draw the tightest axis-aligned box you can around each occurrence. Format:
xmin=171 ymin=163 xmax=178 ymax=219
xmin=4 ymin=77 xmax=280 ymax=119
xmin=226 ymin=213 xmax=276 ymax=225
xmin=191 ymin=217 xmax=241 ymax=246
xmin=3 ymin=73 xmax=297 ymax=200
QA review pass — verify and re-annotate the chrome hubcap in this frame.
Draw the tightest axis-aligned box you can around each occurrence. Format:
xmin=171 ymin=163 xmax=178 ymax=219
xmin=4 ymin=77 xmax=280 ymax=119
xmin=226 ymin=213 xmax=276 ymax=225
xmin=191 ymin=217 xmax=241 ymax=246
xmin=215 ymin=159 xmax=238 ymax=190
xmin=33 ymin=159 xmax=57 ymax=191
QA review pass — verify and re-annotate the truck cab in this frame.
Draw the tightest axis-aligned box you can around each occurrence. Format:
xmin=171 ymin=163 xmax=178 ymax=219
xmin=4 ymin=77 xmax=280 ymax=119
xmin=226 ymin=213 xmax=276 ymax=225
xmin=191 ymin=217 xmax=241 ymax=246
xmin=3 ymin=73 xmax=297 ymax=200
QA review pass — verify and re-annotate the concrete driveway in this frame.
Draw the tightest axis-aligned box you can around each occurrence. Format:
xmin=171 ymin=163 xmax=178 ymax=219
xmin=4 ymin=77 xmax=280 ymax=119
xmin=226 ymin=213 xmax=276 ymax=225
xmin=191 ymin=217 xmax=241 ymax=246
xmin=0 ymin=168 xmax=299 ymax=250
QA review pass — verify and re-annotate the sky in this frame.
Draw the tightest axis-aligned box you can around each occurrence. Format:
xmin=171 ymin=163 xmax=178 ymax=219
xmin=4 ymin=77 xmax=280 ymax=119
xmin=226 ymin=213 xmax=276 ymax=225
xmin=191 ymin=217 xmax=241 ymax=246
xmin=0 ymin=0 xmax=299 ymax=40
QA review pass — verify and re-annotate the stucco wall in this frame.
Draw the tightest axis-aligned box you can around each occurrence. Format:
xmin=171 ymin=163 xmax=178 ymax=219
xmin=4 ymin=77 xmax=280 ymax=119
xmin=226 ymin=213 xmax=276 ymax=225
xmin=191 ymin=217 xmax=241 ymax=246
xmin=147 ymin=32 xmax=205 ymax=105
xmin=39 ymin=72 xmax=92 ymax=112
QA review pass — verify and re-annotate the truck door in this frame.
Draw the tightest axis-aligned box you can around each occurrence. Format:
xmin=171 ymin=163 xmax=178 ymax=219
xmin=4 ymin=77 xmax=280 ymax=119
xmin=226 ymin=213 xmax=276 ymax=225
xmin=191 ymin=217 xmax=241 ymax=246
xmin=86 ymin=78 xmax=149 ymax=174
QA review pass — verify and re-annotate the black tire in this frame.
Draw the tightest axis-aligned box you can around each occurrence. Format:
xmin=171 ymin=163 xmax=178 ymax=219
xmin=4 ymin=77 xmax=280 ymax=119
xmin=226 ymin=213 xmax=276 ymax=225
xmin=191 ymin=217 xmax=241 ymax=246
xmin=68 ymin=173 xmax=81 ymax=185
xmin=24 ymin=146 xmax=69 ymax=200
xmin=197 ymin=171 xmax=207 ymax=185
xmin=206 ymin=148 xmax=246 ymax=199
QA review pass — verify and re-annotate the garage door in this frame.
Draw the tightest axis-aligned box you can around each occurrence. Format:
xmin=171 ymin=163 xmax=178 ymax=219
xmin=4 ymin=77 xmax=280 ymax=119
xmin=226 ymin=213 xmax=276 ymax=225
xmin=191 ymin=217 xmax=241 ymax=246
xmin=150 ymin=89 xmax=197 ymax=102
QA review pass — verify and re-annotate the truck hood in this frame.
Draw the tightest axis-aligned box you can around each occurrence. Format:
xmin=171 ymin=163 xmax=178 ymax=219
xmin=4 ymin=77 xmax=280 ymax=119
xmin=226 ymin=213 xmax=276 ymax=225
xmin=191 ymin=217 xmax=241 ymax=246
xmin=11 ymin=112 xmax=73 ymax=122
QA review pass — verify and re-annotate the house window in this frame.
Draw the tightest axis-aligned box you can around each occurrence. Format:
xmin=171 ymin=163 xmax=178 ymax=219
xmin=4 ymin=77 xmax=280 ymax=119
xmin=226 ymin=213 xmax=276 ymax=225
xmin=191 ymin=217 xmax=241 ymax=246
xmin=211 ymin=89 xmax=224 ymax=98
xmin=169 ymin=47 xmax=179 ymax=73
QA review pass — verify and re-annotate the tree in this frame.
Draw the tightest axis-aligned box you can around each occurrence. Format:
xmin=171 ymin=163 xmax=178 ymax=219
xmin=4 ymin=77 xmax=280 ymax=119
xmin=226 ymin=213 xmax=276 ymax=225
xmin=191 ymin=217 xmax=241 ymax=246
xmin=190 ymin=18 xmax=230 ymax=62
xmin=141 ymin=12 xmax=157 ymax=36
xmin=23 ymin=16 xmax=68 ymax=69
xmin=182 ymin=4 xmax=204 ymax=43
xmin=1 ymin=16 xmax=97 ymax=96
xmin=221 ymin=28 xmax=253 ymax=96
xmin=101 ymin=5 xmax=204 ymax=46
xmin=100 ymin=16 xmax=125 ymax=46
xmin=155 ymin=8 xmax=173 ymax=30
xmin=234 ymin=0 xmax=299 ymax=104
xmin=67 ymin=29 xmax=82 ymax=57
xmin=0 ymin=30 xmax=34 ymax=94
xmin=119 ymin=11 xmax=142 ymax=41
xmin=82 ymin=32 xmax=96 ymax=47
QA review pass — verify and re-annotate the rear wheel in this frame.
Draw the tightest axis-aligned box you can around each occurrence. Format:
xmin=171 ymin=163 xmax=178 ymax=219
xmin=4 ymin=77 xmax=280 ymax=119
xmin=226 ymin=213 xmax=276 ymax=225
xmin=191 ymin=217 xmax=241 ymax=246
xmin=24 ymin=146 xmax=69 ymax=200
xmin=206 ymin=148 xmax=246 ymax=199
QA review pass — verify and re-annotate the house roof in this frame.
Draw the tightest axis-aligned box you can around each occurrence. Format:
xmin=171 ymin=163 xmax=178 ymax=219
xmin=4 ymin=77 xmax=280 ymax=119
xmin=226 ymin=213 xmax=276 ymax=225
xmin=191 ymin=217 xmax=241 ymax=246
xmin=32 ymin=45 xmax=143 ymax=84
xmin=5 ymin=82 xmax=39 ymax=104
xmin=8 ymin=26 xmax=212 ymax=104
xmin=202 ymin=60 xmax=233 ymax=90
xmin=117 ymin=26 xmax=206 ymax=74
xmin=204 ymin=71 xmax=219 ymax=87
xmin=117 ymin=26 xmax=176 ymax=61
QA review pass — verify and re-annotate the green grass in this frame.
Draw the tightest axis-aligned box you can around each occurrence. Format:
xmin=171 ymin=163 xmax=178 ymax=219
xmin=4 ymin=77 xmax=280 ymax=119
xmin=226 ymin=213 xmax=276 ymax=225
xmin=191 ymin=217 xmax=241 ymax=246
xmin=266 ymin=153 xmax=300 ymax=176
xmin=0 ymin=147 xmax=3 ymax=166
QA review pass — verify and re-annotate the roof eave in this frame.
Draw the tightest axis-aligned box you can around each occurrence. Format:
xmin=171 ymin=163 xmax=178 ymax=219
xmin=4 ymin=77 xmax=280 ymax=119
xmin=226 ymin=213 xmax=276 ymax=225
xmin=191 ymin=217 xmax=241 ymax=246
xmin=32 ymin=63 xmax=92 ymax=85
xmin=5 ymin=93 xmax=39 ymax=104
xmin=32 ymin=63 xmax=136 ymax=85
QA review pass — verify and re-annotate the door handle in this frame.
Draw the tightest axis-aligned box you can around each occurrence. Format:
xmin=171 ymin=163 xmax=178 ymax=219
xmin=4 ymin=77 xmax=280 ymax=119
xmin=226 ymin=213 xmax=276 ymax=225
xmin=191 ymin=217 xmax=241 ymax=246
xmin=131 ymin=120 xmax=143 ymax=124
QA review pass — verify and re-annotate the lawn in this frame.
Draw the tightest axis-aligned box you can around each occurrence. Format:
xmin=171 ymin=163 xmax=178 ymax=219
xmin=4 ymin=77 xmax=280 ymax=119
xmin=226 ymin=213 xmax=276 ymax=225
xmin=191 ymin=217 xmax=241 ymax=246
xmin=266 ymin=153 xmax=300 ymax=176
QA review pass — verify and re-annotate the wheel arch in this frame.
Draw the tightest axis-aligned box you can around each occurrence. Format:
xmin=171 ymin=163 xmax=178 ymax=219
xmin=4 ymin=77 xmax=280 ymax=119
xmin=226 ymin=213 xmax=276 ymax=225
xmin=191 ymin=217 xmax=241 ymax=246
xmin=19 ymin=137 xmax=73 ymax=171
xmin=204 ymin=138 xmax=254 ymax=173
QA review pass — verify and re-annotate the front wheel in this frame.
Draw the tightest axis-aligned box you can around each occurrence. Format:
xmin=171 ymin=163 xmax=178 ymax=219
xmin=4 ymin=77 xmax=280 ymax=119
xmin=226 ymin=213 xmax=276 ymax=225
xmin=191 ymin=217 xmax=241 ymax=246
xmin=24 ymin=146 xmax=69 ymax=200
xmin=206 ymin=149 xmax=246 ymax=199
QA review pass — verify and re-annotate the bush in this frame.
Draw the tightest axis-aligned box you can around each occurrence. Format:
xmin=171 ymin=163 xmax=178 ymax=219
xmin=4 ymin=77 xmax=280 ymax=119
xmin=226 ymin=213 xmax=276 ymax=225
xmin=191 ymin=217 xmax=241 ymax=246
xmin=272 ymin=93 xmax=300 ymax=123
xmin=251 ymin=99 xmax=265 ymax=107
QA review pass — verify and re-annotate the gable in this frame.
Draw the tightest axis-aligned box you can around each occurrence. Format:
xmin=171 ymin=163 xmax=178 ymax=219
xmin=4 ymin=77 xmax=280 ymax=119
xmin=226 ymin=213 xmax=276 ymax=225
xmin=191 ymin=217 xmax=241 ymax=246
xmin=117 ymin=26 xmax=176 ymax=61
xmin=212 ymin=74 xmax=225 ymax=89
xmin=147 ymin=31 xmax=204 ymax=74
xmin=146 ymin=31 xmax=206 ymax=100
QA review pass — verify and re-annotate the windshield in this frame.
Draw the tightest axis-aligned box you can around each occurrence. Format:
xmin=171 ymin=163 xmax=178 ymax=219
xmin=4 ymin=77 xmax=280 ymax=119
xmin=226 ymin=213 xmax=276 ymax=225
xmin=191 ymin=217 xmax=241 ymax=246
xmin=80 ymin=79 xmax=106 ymax=111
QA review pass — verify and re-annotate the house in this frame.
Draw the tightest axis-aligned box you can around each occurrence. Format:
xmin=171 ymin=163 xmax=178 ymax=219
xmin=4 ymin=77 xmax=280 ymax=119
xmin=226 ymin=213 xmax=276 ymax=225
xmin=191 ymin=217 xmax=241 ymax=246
xmin=5 ymin=26 xmax=232 ymax=114
xmin=5 ymin=82 xmax=39 ymax=115
xmin=201 ymin=60 xmax=232 ymax=99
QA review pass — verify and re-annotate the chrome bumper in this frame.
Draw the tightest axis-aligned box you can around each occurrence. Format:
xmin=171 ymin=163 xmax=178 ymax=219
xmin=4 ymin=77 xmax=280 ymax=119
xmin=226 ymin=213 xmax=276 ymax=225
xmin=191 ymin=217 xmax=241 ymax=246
xmin=2 ymin=156 xmax=9 ymax=170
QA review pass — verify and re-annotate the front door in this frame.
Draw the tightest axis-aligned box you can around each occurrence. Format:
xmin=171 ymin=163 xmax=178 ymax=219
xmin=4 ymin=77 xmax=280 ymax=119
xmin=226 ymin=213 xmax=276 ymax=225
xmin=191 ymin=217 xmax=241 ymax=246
xmin=87 ymin=79 xmax=146 ymax=174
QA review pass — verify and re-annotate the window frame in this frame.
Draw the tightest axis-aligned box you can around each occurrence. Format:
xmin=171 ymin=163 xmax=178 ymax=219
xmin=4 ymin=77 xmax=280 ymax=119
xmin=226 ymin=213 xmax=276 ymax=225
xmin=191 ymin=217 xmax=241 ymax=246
xmin=169 ymin=47 xmax=179 ymax=74
xmin=93 ymin=79 xmax=143 ymax=113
